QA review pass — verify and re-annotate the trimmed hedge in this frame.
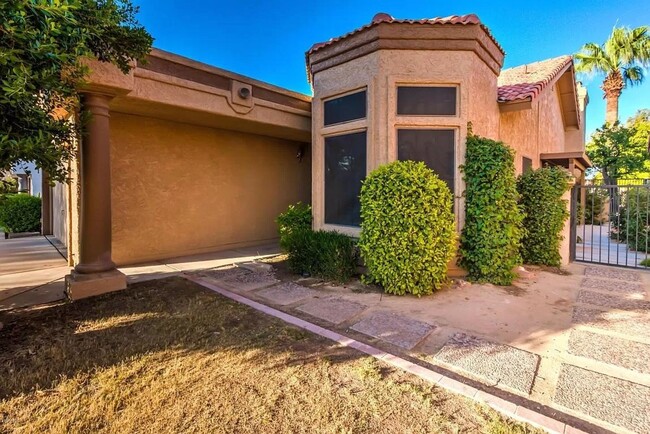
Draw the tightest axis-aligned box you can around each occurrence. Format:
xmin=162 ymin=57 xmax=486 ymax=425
xmin=0 ymin=194 xmax=41 ymax=233
xmin=285 ymin=229 xmax=357 ymax=282
xmin=460 ymin=134 xmax=523 ymax=285
xmin=277 ymin=202 xmax=357 ymax=283
xmin=359 ymin=161 xmax=456 ymax=296
xmin=517 ymin=167 xmax=571 ymax=266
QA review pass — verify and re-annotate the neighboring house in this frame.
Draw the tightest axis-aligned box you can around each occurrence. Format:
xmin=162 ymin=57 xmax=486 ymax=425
xmin=9 ymin=162 xmax=42 ymax=196
xmin=47 ymin=12 xmax=589 ymax=298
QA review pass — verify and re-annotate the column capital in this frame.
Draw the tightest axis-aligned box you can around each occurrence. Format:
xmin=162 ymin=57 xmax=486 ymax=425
xmin=82 ymin=92 xmax=114 ymax=118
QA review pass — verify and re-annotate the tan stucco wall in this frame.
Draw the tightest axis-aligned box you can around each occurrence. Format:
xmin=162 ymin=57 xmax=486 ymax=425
xmin=499 ymin=85 xmax=576 ymax=174
xmin=537 ymin=86 xmax=567 ymax=155
xmin=499 ymin=106 xmax=540 ymax=173
xmin=110 ymin=113 xmax=311 ymax=265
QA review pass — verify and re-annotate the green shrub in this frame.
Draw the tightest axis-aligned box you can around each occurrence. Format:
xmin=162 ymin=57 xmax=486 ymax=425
xmin=285 ymin=229 xmax=357 ymax=283
xmin=358 ymin=161 xmax=456 ymax=296
xmin=640 ymin=258 xmax=650 ymax=267
xmin=276 ymin=202 xmax=312 ymax=251
xmin=460 ymin=134 xmax=523 ymax=285
xmin=517 ymin=167 xmax=571 ymax=266
xmin=0 ymin=194 xmax=41 ymax=233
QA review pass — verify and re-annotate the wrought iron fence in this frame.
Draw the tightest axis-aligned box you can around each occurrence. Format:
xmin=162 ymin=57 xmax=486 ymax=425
xmin=570 ymin=183 xmax=650 ymax=268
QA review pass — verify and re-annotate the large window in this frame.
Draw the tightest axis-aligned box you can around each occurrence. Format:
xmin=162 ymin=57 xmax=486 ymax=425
xmin=324 ymin=132 xmax=367 ymax=226
xmin=397 ymin=86 xmax=457 ymax=116
xmin=324 ymin=90 xmax=366 ymax=126
xmin=397 ymin=129 xmax=455 ymax=193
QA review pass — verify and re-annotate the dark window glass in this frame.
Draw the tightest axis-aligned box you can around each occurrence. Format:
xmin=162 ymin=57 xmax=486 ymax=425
xmin=324 ymin=91 xmax=366 ymax=126
xmin=522 ymin=157 xmax=533 ymax=173
xmin=325 ymin=132 xmax=367 ymax=226
xmin=397 ymin=129 xmax=455 ymax=193
xmin=397 ymin=86 xmax=457 ymax=116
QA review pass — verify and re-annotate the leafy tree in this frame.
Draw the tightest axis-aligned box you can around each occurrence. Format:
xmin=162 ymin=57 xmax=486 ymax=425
xmin=587 ymin=111 xmax=650 ymax=185
xmin=0 ymin=0 xmax=153 ymax=183
xmin=575 ymin=26 xmax=650 ymax=124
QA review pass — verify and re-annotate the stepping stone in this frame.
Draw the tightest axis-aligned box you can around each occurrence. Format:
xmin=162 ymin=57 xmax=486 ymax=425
xmin=580 ymin=277 xmax=646 ymax=296
xmin=256 ymin=282 xmax=316 ymax=305
xmin=554 ymin=364 xmax=650 ymax=434
xmin=350 ymin=312 xmax=435 ymax=350
xmin=296 ymin=297 xmax=367 ymax=324
xmin=584 ymin=266 xmax=641 ymax=282
xmin=572 ymin=305 xmax=650 ymax=338
xmin=568 ymin=329 xmax=650 ymax=374
xmin=434 ymin=333 xmax=539 ymax=395
xmin=202 ymin=267 xmax=278 ymax=291
xmin=577 ymin=289 xmax=650 ymax=311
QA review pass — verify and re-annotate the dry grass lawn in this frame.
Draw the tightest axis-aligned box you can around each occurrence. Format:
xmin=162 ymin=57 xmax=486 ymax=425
xmin=0 ymin=277 xmax=540 ymax=434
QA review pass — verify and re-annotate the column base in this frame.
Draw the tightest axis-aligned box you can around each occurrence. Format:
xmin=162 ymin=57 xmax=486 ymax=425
xmin=65 ymin=269 xmax=127 ymax=301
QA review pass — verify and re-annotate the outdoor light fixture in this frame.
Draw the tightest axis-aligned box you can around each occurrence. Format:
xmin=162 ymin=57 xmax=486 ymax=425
xmin=238 ymin=87 xmax=251 ymax=99
xmin=297 ymin=143 xmax=306 ymax=162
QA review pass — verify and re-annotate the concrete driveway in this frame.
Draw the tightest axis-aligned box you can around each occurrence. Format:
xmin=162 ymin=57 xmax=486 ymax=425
xmin=0 ymin=234 xmax=69 ymax=310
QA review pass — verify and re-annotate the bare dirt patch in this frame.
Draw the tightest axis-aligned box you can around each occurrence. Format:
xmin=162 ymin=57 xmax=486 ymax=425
xmin=0 ymin=277 xmax=539 ymax=434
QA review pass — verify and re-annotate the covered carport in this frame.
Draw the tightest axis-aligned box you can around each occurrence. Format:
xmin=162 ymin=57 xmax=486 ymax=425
xmin=51 ymin=49 xmax=312 ymax=299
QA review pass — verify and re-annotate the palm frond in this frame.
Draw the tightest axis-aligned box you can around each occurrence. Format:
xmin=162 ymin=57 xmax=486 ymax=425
xmin=623 ymin=65 xmax=645 ymax=86
xmin=575 ymin=43 xmax=614 ymax=74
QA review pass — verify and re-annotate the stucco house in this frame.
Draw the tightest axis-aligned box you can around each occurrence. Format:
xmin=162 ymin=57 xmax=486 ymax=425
xmin=44 ymin=13 xmax=589 ymax=298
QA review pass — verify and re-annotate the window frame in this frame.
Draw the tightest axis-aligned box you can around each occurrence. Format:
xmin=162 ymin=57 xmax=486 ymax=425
xmin=319 ymin=87 xmax=370 ymax=236
xmin=395 ymin=85 xmax=459 ymax=117
xmin=322 ymin=88 xmax=368 ymax=127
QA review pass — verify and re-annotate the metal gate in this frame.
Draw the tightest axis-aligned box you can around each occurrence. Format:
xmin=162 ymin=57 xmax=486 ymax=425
xmin=570 ymin=182 xmax=650 ymax=268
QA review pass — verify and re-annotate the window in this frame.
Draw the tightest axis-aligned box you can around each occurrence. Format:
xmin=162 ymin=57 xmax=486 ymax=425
xmin=522 ymin=157 xmax=533 ymax=173
xmin=324 ymin=132 xmax=367 ymax=226
xmin=324 ymin=90 xmax=366 ymax=126
xmin=397 ymin=86 xmax=456 ymax=116
xmin=397 ymin=129 xmax=455 ymax=193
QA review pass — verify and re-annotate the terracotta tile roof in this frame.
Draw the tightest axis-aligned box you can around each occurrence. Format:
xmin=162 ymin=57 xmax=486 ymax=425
xmin=307 ymin=13 xmax=504 ymax=56
xmin=497 ymin=55 xmax=573 ymax=102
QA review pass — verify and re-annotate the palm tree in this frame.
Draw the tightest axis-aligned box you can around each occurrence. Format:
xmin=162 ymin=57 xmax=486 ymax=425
xmin=575 ymin=26 xmax=650 ymax=124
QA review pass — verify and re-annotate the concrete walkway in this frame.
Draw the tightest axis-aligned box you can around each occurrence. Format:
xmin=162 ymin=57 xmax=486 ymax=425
xmin=0 ymin=234 xmax=69 ymax=310
xmin=0 ymin=237 xmax=280 ymax=311
xmin=576 ymin=224 xmax=650 ymax=268
xmin=190 ymin=262 xmax=650 ymax=434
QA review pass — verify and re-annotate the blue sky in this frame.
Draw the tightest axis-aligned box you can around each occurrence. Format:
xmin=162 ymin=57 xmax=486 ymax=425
xmin=133 ymin=0 xmax=649 ymax=136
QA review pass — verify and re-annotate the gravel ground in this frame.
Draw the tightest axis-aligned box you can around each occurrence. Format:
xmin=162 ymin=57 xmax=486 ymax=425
xmin=568 ymin=329 xmax=650 ymax=374
xmin=580 ymin=277 xmax=646 ymax=295
xmin=554 ymin=364 xmax=650 ymax=433
xmin=434 ymin=333 xmax=540 ymax=395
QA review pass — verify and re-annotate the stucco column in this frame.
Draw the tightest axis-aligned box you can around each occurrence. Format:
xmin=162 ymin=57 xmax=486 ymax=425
xmin=75 ymin=93 xmax=116 ymax=273
xmin=65 ymin=92 xmax=126 ymax=299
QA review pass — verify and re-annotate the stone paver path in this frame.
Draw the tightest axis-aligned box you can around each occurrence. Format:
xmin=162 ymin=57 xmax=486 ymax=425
xmin=350 ymin=311 xmax=436 ymax=350
xmin=554 ymin=265 xmax=650 ymax=433
xmin=296 ymin=297 xmax=367 ymax=324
